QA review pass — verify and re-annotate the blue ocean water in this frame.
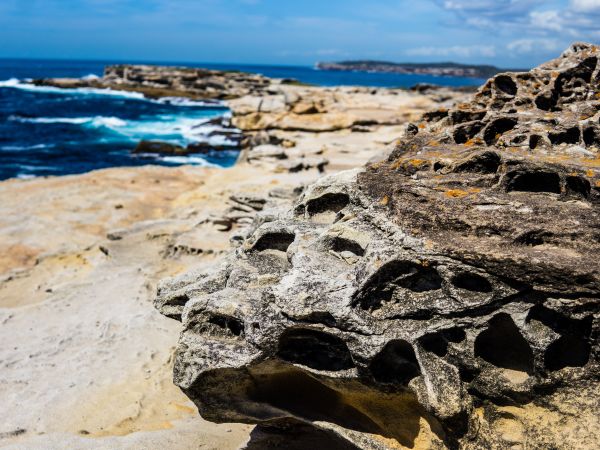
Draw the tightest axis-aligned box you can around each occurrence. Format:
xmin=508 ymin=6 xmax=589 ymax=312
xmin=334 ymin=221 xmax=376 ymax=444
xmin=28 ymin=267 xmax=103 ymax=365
xmin=0 ymin=59 xmax=485 ymax=181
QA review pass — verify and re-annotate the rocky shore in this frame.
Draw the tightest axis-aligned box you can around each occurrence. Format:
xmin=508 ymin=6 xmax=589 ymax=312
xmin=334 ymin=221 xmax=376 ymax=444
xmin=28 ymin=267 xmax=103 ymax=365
xmin=0 ymin=63 xmax=468 ymax=448
xmin=2 ymin=44 xmax=598 ymax=449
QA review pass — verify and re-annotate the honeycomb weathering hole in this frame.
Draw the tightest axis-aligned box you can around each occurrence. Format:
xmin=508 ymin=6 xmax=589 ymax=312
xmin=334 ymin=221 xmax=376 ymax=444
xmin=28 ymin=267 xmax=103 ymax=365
xmin=474 ymin=314 xmax=534 ymax=374
xmin=505 ymin=170 xmax=561 ymax=194
xmin=548 ymin=127 xmax=580 ymax=145
xmin=483 ymin=118 xmax=518 ymax=145
xmin=545 ymin=335 xmax=591 ymax=371
xmin=252 ymin=231 xmax=295 ymax=252
xmin=370 ymin=340 xmax=421 ymax=384
xmin=277 ymin=328 xmax=355 ymax=371
xmin=527 ymin=306 xmax=592 ymax=371
xmin=208 ymin=315 xmax=244 ymax=337
xmin=566 ymin=175 xmax=591 ymax=198
xmin=535 ymin=92 xmax=557 ymax=111
xmin=453 ymin=121 xmax=484 ymax=144
xmin=451 ymin=272 xmax=492 ymax=293
xmin=583 ymin=127 xmax=599 ymax=147
xmin=329 ymin=236 xmax=365 ymax=257
xmin=494 ymin=75 xmax=517 ymax=96
xmin=419 ymin=328 xmax=466 ymax=358
xmin=355 ymin=260 xmax=443 ymax=311
xmin=514 ymin=230 xmax=552 ymax=246
xmin=306 ymin=193 xmax=350 ymax=216
xmin=454 ymin=151 xmax=501 ymax=174
xmin=529 ymin=134 xmax=545 ymax=149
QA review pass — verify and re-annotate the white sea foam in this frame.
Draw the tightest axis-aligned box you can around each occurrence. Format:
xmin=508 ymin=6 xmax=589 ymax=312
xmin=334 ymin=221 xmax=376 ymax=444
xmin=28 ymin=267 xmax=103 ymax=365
xmin=9 ymin=115 xmax=127 ymax=128
xmin=11 ymin=116 xmax=89 ymax=124
xmin=156 ymin=96 xmax=225 ymax=107
xmin=1 ymin=143 xmax=54 ymax=151
xmin=10 ymin=112 xmax=239 ymax=149
xmin=92 ymin=116 xmax=128 ymax=127
xmin=17 ymin=173 xmax=37 ymax=179
xmin=158 ymin=155 xmax=219 ymax=167
xmin=0 ymin=78 xmax=147 ymax=100
xmin=0 ymin=78 xmax=231 ymax=108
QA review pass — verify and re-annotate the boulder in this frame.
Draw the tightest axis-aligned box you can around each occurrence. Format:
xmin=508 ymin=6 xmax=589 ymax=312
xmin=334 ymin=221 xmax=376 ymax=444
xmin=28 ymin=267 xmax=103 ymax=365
xmin=155 ymin=43 xmax=600 ymax=449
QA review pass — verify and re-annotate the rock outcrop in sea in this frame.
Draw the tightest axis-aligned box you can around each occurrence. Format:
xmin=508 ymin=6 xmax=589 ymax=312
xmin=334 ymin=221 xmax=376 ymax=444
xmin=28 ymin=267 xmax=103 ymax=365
xmin=35 ymin=64 xmax=274 ymax=100
xmin=156 ymin=43 xmax=600 ymax=449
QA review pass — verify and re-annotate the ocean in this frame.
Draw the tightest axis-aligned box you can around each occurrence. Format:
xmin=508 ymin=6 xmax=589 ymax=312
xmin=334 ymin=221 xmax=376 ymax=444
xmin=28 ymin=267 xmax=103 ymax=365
xmin=0 ymin=59 xmax=485 ymax=181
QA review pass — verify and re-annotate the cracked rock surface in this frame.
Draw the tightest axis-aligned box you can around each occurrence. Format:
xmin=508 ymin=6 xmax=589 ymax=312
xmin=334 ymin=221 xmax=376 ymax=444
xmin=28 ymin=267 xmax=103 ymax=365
xmin=156 ymin=43 xmax=600 ymax=449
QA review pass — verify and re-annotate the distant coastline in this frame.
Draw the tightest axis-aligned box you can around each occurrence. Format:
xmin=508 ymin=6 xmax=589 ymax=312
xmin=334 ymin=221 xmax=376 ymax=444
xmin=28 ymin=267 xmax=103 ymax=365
xmin=316 ymin=60 xmax=524 ymax=79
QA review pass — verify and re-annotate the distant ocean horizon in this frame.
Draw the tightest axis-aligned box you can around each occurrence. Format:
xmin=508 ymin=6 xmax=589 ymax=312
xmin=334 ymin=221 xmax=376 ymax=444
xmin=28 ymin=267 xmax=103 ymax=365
xmin=0 ymin=58 xmax=485 ymax=181
xmin=0 ymin=57 xmax=487 ymax=88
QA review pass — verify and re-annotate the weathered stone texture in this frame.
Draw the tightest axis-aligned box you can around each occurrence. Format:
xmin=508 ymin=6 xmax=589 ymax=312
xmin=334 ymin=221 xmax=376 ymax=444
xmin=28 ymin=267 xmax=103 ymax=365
xmin=156 ymin=43 xmax=600 ymax=449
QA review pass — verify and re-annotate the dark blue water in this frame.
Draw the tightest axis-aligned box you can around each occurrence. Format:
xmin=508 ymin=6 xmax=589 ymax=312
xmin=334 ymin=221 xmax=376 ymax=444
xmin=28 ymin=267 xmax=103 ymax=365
xmin=0 ymin=59 xmax=484 ymax=181
xmin=0 ymin=58 xmax=485 ymax=88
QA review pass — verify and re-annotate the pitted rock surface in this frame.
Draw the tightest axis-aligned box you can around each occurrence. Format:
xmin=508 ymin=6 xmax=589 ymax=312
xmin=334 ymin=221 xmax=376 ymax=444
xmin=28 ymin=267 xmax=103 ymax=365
xmin=156 ymin=44 xmax=600 ymax=449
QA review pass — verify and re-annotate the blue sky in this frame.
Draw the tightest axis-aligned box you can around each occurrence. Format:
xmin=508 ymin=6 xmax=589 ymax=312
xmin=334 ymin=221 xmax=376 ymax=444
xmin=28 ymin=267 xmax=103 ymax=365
xmin=1 ymin=0 xmax=599 ymax=68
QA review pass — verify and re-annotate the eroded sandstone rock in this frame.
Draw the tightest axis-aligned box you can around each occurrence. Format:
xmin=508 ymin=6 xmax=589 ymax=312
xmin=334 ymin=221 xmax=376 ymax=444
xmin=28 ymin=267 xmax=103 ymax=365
xmin=156 ymin=43 xmax=600 ymax=449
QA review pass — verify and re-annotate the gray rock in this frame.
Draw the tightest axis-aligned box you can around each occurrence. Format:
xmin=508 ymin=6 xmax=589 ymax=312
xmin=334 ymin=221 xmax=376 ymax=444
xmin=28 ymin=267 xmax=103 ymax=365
xmin=155 ymin=43 xmax=600 ymax=449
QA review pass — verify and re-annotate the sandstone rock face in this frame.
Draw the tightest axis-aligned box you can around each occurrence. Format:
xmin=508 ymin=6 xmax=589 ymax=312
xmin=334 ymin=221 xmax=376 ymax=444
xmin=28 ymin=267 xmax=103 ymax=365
xmin=156 ymin=44 xmax=600 ymax=449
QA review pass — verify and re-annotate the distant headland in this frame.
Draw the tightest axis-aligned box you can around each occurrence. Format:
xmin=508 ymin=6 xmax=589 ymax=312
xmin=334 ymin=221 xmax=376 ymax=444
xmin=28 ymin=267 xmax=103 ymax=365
xmin=316 ymin=60 xmax=524 ymax=79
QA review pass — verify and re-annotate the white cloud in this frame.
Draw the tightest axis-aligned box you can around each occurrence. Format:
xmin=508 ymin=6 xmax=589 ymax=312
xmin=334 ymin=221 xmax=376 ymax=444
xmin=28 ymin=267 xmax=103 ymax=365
xmin=435 ymin=0 xmax=543 ymax=18
xmin=507 ymin=38 xmax=561 ymax=54
xmin=405 ymin=45 xmax=496 ymax=58
xmin=434 ymin=0 xmax=600 ymax=54
xmin=570 ymin=0 xmax=600 ymax=11
xmin=529 ymin=10 xmax=564 ymax=32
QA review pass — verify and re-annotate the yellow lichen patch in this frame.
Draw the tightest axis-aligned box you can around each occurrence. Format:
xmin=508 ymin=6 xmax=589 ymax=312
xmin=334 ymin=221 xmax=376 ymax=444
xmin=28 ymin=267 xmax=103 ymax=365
xmin=390 ymin=158 xmax=428 ymax=171
xmin=464 ymin=137 xmax=483 ymax=147
xmin=390 ymin=159 xmax=403 ymax=170
xmin=582 ymin=156 xmax=600 ymax=167
xmin=380 ymin=195 xmax=390 ymax=206
xmin=369 ymin=160 xmax=386 ymax=170
xmin=445 ymin=189 xmax=469 ymax=198
xmin=443 ymin=187 xmax=481 ymax=198
xmin=427 ymin=140 xmax=440 ymax=147
xmin=418 ymin=122 xmax=426 ymax=129
xmin=407 ymin=159 xmax=427 ymax=167
xmin=586 ymin=170 xmax=595 ymax=177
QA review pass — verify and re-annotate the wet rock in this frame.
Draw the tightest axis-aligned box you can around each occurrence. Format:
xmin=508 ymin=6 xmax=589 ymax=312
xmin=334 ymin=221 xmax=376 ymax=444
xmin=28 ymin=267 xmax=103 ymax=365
xmin=185 ymin=142 xmax=238 ymax=154
xmin=156 ymin=44 xmax=600 ymax=449
xmin=133 ymin=140 xmax=186 ymax=155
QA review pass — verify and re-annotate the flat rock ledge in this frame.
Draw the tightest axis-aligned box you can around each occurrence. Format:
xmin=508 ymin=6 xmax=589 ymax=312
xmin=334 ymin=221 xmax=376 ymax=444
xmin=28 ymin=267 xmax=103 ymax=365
xmin=155 ymin=43 xmax=600 ymax=449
